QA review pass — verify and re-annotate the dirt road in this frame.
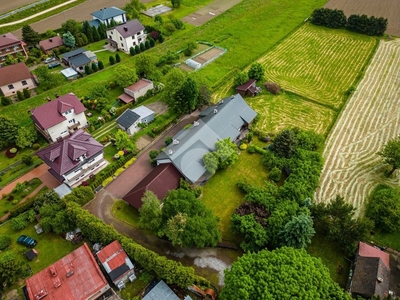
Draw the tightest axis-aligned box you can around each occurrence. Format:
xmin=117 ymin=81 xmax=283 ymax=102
xmin=0 ymin=0 xmax=35 ymax=14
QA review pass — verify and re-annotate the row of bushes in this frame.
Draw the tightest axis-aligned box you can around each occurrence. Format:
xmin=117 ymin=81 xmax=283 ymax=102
xmin=311 ymin=8 xmax=388 ymax=36
xmin=89 ymin=153 xmax=136 ymax=190
xmin=67 ymin=201 xmax=209 ymax=288
xmin=147 ymin=113 xmax=179 ymax=138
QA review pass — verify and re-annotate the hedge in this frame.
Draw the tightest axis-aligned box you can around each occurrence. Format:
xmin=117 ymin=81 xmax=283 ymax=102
xmin=124 ymin=157 xmax=136 ymax=168
xmin=114 ymin=167 xmax=125 ymax=177
xmin=67 ymin=202 xmax=209 ymax=288
xmin=102 ymin=177 xmax=114 ymax=187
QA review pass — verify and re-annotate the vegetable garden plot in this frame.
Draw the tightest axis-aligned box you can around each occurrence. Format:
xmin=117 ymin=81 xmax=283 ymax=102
xmin=260 ymin=23 xmax=377 ymax=109
xmin=314 ymin=39 xmax=400 ymax=215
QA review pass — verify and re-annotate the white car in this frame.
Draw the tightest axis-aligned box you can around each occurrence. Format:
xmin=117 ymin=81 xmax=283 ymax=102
xmin=44 ymin=57 xmax=56 ymax=64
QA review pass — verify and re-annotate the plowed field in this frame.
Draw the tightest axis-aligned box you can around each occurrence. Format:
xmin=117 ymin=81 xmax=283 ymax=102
xmin=315 ymin=39 xmax=400 ymax=215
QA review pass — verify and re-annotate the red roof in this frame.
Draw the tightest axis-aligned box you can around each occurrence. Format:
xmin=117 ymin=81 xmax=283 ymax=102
xmin=31 ymin=93 xmax=86 ymax=130
xmin=39 ymin=36 xmax=64 ymax=51
xmin=123 ymin=163 xmax=182 ymax=209
xmin=0 ymin=32 xmax=21 ymax=48
xmin=97 ymin=240 xmax=125 ymax=265
xmin=358 ymin=242 xmax=390 ymax=269
xmin=118 ymin=93 xmax=134 ymax=104
xmin=0 ymin=62 xmax=31 ymax=86
xmin=26 ymin=243 xmax=109 ymax=300
xmin=126 ymin=79 xmax=153 ymax=92
xmin=235 ymin=79 xmax=256 ymax=91
xmin=36 ymin=129 xmax=104 ymax=177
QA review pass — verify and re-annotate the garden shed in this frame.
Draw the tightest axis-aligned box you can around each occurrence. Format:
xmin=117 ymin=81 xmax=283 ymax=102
xmin=61 ymin=68 xmax=78 ymax=80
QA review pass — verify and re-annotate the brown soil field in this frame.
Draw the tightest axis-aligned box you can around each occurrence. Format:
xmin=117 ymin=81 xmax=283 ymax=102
xmin=182 ymin=0 xmax=242 ymax=26
xmin=0 ymin=0 xmax=36 ymax=14
xmin=193 ymin=47 xmax=224 ymax=64
xmin=324 ymin=0 xmax=400 ymax=36
xmin=11 ymin=0 xmax=133 ymax=38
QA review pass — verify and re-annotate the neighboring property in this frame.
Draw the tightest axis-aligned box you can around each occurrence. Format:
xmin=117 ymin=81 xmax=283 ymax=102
xmin=61 ymin=67 xmax=79 ymax=81
xmin=36 ymin=129 xmax=106 ymax=187
xmin=0 ymin=32 xmax=28 ymax=65
xmin=118 ymin=79 xmax=154 ymax=104
xmin=106 ymin=19 xmax=146 ymax=53
xmin=39 ymin=36 xmax=64 ymax=55
xmin=142 ymin=280 xmax=179 ymax=300
xmin=235 ymin=79 xmax=260 ymax=97
xmin=155 ymin=94 xmax=257 ymax=184
xmin=0 ymin=62 xmax=36 ymax=97
xmin=123 ymin=163 xmax=182 ymax=209
xmin=350 ymin=242 xmax=391 ymax=299
xmin=61 ymin=48 xmax=96 ymax=73
xmin=25 ymin=243 xmax=111 ymax=300
xmin=96 ymin=240 xmax=136 ymax=290
xmin=89 ymin=6 xmax=126 ymax=28
xmin=116 ymin=105 xmax=155 ymax=135
xmin=30 ymin=93 xmax=88 ymax=142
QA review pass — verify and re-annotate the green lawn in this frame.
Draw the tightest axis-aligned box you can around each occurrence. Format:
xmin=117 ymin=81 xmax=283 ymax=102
xmin=112 ymin=200 xmax=141 ymax=229
xmin=0 ymin=157 xmax=43 ymax=189
xmin=370 ymin=231 xmax=400 ymax=251
xmin=120 ymin=271 xmax=153 ymax=299
xmin=201 ymin=150 xmax=268 ymax=242
xmin=260 ymin=23 xmax=377 ymax=109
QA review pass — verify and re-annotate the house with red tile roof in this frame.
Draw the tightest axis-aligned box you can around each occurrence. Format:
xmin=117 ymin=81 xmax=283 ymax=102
xmin=39 ymin=36 xmax=64 ymax=55
xmin=106 ymin=19 xmax=146 ymax=53
xmin=96 ymin=240 xmax=136 ymax=290
xmin=36 ymin=129 xmax=106 ymax=187
xmin=0 ymin=62 xmax=35 ymax=97
xmin=350 ymin=242 xmax=391 ymax=299
xmin=0 ymin=32 xmax=28 ymax=65
xmin=30 ymin=93 xmax=88 ymax=142
xmin=25 ymin=243 xmax=110 ymax=300
xmin=118 ymin=79 xmax=154 ymax=104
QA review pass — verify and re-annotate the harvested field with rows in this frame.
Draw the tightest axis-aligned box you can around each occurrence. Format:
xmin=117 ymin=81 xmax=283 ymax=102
xmin=314 ymin=39 xmax=400 ymax=215
xmin=247 ymin=92 xmax=335 ymax=136
xmin=261 ymin=24 xmax=377 ymax=109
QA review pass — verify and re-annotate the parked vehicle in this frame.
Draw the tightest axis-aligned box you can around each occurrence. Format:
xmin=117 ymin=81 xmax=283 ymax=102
xmin=48 ymin=62 xmax=61 ymax=69
xmin=17 ymin=235 xmax=37 ymax=248
xmin=44 ymin=57 xmax=56 ymax=64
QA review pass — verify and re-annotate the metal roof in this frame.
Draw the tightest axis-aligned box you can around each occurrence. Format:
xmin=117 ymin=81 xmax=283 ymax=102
xmin=132 ymin=105 xmax=154 ymax=119
xmin=69 ymin=54 xmax=91 ymax=67
xmin=143 ymin=280 xmax=179 ymax=300
xmin=62 ymin=48 xmax=86 ymax=59
xmin=91 ymin=6 xmax=125 ymax=20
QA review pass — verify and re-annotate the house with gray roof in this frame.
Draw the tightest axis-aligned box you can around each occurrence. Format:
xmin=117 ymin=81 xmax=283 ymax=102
xmin=89 ymin=6 xmax=126 ymax=28
xmin=116 ymin=105 xmax=154 ymax=135
xmin=61 ymin=48 xmax=97 ymax=73
xmin=142 ymin=280 xmax=179 ymax=300
xmin=156 ymin=94 xmax=257 ymax=184
xmin=106 ymin=19 xmax=146 ymax=53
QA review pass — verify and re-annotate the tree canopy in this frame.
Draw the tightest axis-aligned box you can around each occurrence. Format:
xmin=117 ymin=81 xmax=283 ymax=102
xmin=16 ymin=126 xmax=37 ymax=149
xmin=139 ymin=191 xmax=163 ymax=232
xmin=0 ymin=116 xmax=19 ymax=149
xmin=221 ymin=247 xmax=350 ymax=300
xmin=215 ymin=138 xmax=239 ymax=169
xmin=170 ymin=77 xmax=199 ymax=114
xmin=248 ymin=63 xmax=265 ymax=81
xmin=22 ymin=25 xmax=40 ymax=47
xmin=378 ymin=134 xmax=400 ymax=175
xmin=115 ymin=130 xmax=135 ymax=151
xmin=114 ymin=64 xmax=138 ymax=87
xmin=62 ymin=31 xmax=76 ymax=48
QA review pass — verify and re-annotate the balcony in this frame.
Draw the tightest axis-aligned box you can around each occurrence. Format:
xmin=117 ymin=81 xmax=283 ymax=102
xmin=68 ymin=121 xmax=81 ymax=131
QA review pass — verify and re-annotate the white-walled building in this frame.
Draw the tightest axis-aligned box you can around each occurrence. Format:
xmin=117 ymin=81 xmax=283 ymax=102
xmin=118 ymin=79 xmax=154 ymax=104
xmin=116 ymin=105 xmax=155 ymax=135
xmin=106 ymin=19 xmax=146 ymax=53
xmin=36 ymin=130 xmax=106 ymax=187
xmin=30 ymin=93 xmax=88 ymax=142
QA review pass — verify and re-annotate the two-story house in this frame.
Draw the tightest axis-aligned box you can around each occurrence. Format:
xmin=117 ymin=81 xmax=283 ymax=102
xmin=37 ymin=129 xmax=106 ymax=187
xmin=30 ymin=93 xmax=88 ymax=142
xmin=89 ymin=6 xmax=126 ymax=28
xmin=0 ymin=62 xmax=36 ymax=97
xmin=106 ymin=19 xmax=147 ymax=53
xmin=0 ymin=33 xmax=28 ymax=65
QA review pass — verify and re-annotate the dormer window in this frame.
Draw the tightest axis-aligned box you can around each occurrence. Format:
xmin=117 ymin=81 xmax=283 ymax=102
xmin=64 ymin=110 xmax=72 ymax=115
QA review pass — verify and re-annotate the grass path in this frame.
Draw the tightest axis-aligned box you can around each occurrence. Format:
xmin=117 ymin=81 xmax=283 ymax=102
xmin=92 ymin=122 xmax=118 ymax=140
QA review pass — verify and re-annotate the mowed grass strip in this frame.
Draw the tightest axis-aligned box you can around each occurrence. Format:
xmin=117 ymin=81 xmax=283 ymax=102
xmin=248 ymin=92 xmax=336 ymax=136
xmin=261 ymin=23 xmax=377 ymax=109
xmin=201 ymin=151 xmax=268 ymax=242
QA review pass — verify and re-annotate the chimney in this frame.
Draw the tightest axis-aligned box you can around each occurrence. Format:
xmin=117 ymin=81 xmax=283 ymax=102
xmin=213 ymin=108 xmax=218 ymax=114
xmin=49 ymin=38 xmax=52 ymax=42
xmin=123 ymin=26 xmax=128 ymax=31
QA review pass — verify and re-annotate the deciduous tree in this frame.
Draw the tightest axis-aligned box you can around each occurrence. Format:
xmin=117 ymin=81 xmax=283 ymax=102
xmin=135 ymin=53 xmax=157 ymax=77
xmin=234 ymin=71 xmax=249 ymax=87
xmin=215 ymin=138 xmax=238 ymax=169
xmin=16 ymin=126 xmax=37 ymax=149
xmin=248 ymin=62 xmax=265 ymax=81
xmin=171 ymin=77 xmax=199 ymax=114
xmin=203 ymin=152 xmax=219 ymax=175
xmin=114 ymin=64 xmax=138 ymax=87
xmin=0 ymin=116 xmax=18 ymax=149
xmin=115 ymin=130 xmax=135 ymax=151
xmin=139 ymin=191 xmax=163 ymax=232
xmin=378 ymin=135 xmax=400 ymax=176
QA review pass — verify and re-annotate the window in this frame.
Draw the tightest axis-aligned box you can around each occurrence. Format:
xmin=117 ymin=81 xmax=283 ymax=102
xmin=21 ymin=80 xmax=27 ymax=86
xmin=5 ymin=48 xmax=10 ymax=52
xmin=13 ymin=46 xmax=19 ymax=50
xmin=68 ymin=119 xmax=75 ymax=124
xmin=1 ymin=56 xmax=5 ymax=61
xmin=119 ymin=37 xmax=122 ymax=41
xmin=133 ymin=42 xmax=136 ymax=46
xmin=60 ymin=130 xmax=68 ymax=135
xmin=136 ymin=32 xmax=140 ymax=35
xmin=121 ymin=43 xmax=123 ymax=47
xmin=108 ymin=35 xmax=112 ymax=39
xmin=64 ymin=110 xmax=71 ymax=115
xmin=110 ymin=31 xmax=113 ymax=34
xmin=8 ymin=84 xmax=14 ymax=90
xmin=138 ymin=38 xmax=142 ymax=42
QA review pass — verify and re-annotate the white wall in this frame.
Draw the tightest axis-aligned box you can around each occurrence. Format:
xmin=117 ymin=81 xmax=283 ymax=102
xmin=63 ymin=153 xmax=106 ymax=186
xmin=0 ymin=77 xmax=35 ymax=97
xmin=127 ymin=119 xmax=141 ymax=135
xmin=47 ymin=111 xmax=88 ymax=142
xmin=106 ymin=28 xmax=147 ymax=53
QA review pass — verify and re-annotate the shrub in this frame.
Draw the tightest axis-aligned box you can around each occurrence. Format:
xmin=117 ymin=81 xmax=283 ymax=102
xmin=149 ymin=150 xmax=160 ymax=160
xmin=23 ymin=88 xmax=31 ymax=99
xmin=109 ymin=56 xmax=115 ymax=65
xmin=124 ymin=157 xmax=136 ymax=168
xmin=268 ymin=167 xmax=282 ymax=182
xmin=102 ymin=177 xmax=113 ymax=187
xmin=84 ymin=65 xmax=92 ymax=75
xmin=9 ymin=148 xmax=17 ymax=154
xmin=0 ymin=236 xmax=11 ymax=250
xmin=135 ymin=45 xmax=141 ymax=54
xmin=171 ymin=18 xmax=184 ymax=29
xmin=158 ymin=34 xmax=164 ymax=43
xmin=165 ymin=136 xmax=173 ymax=146
xmin=17 ymin=90 xmax=25 ymax=101
xmin=149 ymin=38 xmax=155 ymax=47
xmin=1 ymin=96 xmax=11 ymax=106
xmin=145 ymin=40 xmax=150 ymax=49
xmin=22 ymin=154 xmax=33 ymax=166
xmin=91 ymin=62 xmax=98 ymax=72
xmin=114 ymin=167 xmax=125 ymax=177
xmin=247 ymin=144 xmax=256 ymax=154
xmin=239 ymin=143 xmax=248 ymax=150
xmin=11 ymin=215 xmax=28 ymax=230
xmin=140 ymin=43 xmax=145 ymax=52
xmin=98 ymin=61 xmax=104 ymax=70
xmin=32 ymin=143 xmax=40 ymax=150
xmin=115 ymin=53 xmax=121 ymax=63
xmin=130 ymin=47 xmax=135 ymax=56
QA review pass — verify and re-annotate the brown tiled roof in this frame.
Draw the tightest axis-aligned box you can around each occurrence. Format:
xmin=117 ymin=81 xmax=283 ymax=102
xmin=123 ymin=163 xmax=182 ymax=209
xmin=0 ymin=62 xmax=31 ymax=86
xmin=359 ymin=242 xmax=390 ymax=269
xmin=0 ymin=32 xmax=21 ymax=48
xmin=39 ymin=36 xmax=64 ymax=51
xmin=36 ymin=130 xmax=104 ymax=176
xmin=126 ymin=79 xmax=152 ymax=92
xmin=30 ymin=93 xmax=86 ymax=130
xmin=111 ymin=19 xmax=144 ymax=39
xmin=118 ymin=93 xmax=134 ymax=104
xmin=236 ymin=79 xmax=256 ymax=91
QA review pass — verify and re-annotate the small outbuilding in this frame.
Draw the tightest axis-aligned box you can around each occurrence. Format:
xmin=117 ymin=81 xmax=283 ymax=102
xmin=61 ymin=68 xmax=78 ymax=80
xmin=26 ymin=249 xmax=38 ymax=261
xmin=142 ymin=280 xmax=179 ymax=300
xmin=116 ymin=105 xmax=154 ymax=135
xmin=235 ymin=79 xmax=260 ymax=97
xmin=118 ymin=79 xmax=154 ymax=104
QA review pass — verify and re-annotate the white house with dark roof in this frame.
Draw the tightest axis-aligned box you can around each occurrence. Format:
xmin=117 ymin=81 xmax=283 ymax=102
xmin=89 ymin=6 xmax=126 ymax=28
xmin=106 ymin=19 xmax=146 ymax=53
xmin=37 ymin=130 xmax=106 ymax=187
xmin=116 ymin=105 xmax=154 ymax=135
xmin=156 ymin=94 xmax=257 ymax=184
xmin=30 ymin=93 xmax=88 ymax=142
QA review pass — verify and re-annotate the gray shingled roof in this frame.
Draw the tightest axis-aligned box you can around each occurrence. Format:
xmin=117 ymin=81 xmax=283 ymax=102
xmin=69 ymin=54 xmax=91 ymax=67
xmin=157 ymin=94 xmax=257 ymax=183
xmin=62 ymin=48 xmax=86 ymax=59
xmin=115 ymin=109 xmax=140 ymax=129
xmin=91 ymin=6 xmax=126 ymax=20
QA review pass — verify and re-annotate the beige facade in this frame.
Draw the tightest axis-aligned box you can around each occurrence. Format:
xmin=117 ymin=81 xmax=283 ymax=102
xmin=45 ymin=110 xmax=88 ymax=142
xmin=0 ymin=77 xmax=35 ymax=97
